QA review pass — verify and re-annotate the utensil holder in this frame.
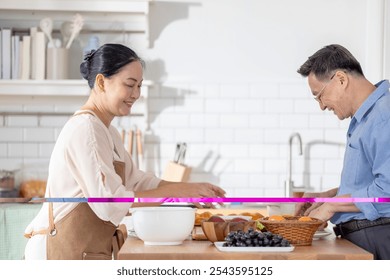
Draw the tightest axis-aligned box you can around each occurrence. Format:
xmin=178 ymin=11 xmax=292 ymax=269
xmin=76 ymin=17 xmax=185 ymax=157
xmin=46 ymin=47 xmax=69 ymax=79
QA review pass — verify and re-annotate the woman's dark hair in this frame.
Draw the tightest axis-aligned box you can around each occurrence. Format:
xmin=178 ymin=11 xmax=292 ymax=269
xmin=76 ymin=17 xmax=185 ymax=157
xmin=297 ymin=44 xmax=364 ymax=81
xmin=80 ymin=43 xmax=144 ymax=89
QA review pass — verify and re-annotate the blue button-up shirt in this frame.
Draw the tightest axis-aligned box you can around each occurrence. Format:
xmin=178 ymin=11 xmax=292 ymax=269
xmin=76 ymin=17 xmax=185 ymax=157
xmin=331 ymin=80 xmax=390 ymax=225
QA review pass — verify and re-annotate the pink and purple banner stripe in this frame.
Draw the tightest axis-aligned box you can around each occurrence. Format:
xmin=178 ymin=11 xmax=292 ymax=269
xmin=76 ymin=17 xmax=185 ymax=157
xmin=7 ymin=196 xmax=387 ymax=203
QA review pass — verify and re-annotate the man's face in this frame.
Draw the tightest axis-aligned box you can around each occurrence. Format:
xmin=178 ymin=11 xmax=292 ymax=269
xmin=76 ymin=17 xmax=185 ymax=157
xmin=307 ymin=72 xmax=351 ymax=120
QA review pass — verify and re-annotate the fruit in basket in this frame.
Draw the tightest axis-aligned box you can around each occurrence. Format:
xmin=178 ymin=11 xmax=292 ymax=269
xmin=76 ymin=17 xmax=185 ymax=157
xmin=194 ymin=211 xmax=214 ymax=225
xmin=230 ymin=217 xmax=248 ymax=223
xmin=222 ymin=228 xmax=291 ymax=247
xmin=298 ymin=216 xmax=313 ymax=222
xmin=207 ymin=215 xmax=225 ymax=222
xmin=268 ymin=215 xmax=286 ymax=221
xmin=239 ymin=212 xmax=264 ymax=220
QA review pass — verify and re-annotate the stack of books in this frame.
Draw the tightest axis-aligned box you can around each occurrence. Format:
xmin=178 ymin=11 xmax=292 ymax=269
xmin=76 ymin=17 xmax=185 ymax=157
xmin=1 ymin=27 xmax=46 ymax=80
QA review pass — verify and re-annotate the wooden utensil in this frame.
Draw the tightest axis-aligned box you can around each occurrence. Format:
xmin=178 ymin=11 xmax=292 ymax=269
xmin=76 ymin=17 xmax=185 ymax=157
xmin=136 ymin=129 xmax=143 ymax=170
xmin=128 ymin=129 xmax=134 ymax=156
xmin=121 ymin=129 xmax=126 ymax=145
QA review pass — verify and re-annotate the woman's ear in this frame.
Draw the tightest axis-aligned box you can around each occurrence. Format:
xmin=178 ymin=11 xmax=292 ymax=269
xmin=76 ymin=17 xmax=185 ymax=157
xmin=95 ymin=74 xmax=105 ymax=92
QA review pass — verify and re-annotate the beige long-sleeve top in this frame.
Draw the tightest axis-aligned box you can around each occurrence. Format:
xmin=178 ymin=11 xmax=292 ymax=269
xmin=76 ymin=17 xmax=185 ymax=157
xmin=24 ymin=110 xmax=160 ymax=259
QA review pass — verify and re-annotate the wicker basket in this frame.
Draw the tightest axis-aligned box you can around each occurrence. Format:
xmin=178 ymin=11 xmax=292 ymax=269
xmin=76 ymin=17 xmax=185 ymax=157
xmin=260 ymin=216 xmax=323 ymax=246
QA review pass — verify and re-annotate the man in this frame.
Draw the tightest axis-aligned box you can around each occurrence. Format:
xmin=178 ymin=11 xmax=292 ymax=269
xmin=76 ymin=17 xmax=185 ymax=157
xmin=295 ymin=44 xmax=390 ymax=260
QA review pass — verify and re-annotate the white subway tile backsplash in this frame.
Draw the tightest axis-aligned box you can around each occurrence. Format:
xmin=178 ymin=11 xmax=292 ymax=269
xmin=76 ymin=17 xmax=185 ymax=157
xmin=233 ymin=188 xmax=265 ymax=197
xmin=39 ymin=116 xmax=71 ymax=127
xmin=263 ymin=129 xmax=293 ymax=144
xmin=324 ymin=159 xmax=344 ymax=173
xmin=23 ymin=105 xmax=55 ymax=112
xmin=265 ymin=99 xmax=295 ymax=113
xmin=234 ymin=99 xmax=263 ymax=113
xmin=188 ymin=85 xmax=205 ymax=98
xmin=205 ymin=99 xmax=235 ymax=113
xmin=250 ymin=83 xmax=279 ymax=98
xmin=219 ymin=173 xmax=249 ymax=189
xmin=279 ymin=83 xmax=309 ymax=98
xmin=219 ymin=144 xmax=249 ymax=158
xmin=204 ymin=84 xmax=220 ymax=98
xmin=6 ymin=116 xmax=38 ymax=127
xmin=220 ymin=84 xmax=250 ymax=98
xmin=204 ymin=128 xmax=234 ymax=143
xmin=294 ymin=99 xmax=321 ymax=113
xmin=175 ymin=98 xmax=204 ymax=113
xmin=309 ymin=114 xmax=325 ymax=128
xmin=159 ymin=114 xmax=189 ymax=128
xmin=0 ymin=128 xmax=23 ymax=142
xmin=279 ymin=114 xmax=309 ymax=128
xmin=263 ymin=159 xmax=285 ymax=173
xmin=234 ymin=128 xmax=263 ymax=143
xmin=174 ymin=128 xmax=204 ymax=143
xmin=308 ymin=143 xmax=343 ymax=159
xmin=323 ymin=113 xmax=344 ymax=128
xmin=324 ymin=129 xmax=347 ymax=143
xmin=148 ymin=128 xmax=175 ymax=142
xmin=249 ymin=144 xmax=279 ymax=158
xmin=189 ymin=114 xmax=219 ymax=128
xmin=149 ymin=98 xmax=176 ymax=113
xmin=0 ymin=143 xmax=7 ymax=157
xmin=220 ymin=114 xmax=249 ymax=128
xmin=39 ymin=143 xmax=55 ymax=158
xmin=23 ymin=128 xmax=56 ymax=142
xmin=0 ymin=158 xmax=23 ymax=170
xmin=249 ymin=114 xmax=279 ymax=128
xmin=234 ymin=159 xmax=263 ymax=173
xmin=8 ymin=143 xmax=39 ymax=158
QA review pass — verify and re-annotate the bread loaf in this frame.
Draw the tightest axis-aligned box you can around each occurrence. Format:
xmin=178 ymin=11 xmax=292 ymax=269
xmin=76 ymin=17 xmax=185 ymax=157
xmin=19 ymin=180 xmax=47 ymax=198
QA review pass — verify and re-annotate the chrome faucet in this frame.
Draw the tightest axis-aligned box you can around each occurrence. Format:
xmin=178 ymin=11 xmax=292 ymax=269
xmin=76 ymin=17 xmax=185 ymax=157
xmin=285 ymin=132 xmax=303 ymax=197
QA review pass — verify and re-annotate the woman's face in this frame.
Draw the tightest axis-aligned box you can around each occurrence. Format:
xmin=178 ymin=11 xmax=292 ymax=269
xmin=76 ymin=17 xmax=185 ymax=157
xmin=102 ymin=61 xmax=143 ymax=117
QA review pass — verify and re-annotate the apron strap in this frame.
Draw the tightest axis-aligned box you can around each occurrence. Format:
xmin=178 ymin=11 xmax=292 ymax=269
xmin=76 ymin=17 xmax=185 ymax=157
xmin=24 ymin=203 xmax=56 ymax=238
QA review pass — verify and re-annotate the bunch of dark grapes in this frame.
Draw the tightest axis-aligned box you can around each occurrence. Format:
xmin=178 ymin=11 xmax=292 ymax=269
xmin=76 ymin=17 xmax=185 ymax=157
xmin=222 ymin=228 xmax=291 ymax=247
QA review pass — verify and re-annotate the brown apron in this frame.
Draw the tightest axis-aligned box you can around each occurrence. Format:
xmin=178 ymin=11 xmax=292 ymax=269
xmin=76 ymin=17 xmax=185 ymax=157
xmin=26 ymin=111 xmax=127 ymax=260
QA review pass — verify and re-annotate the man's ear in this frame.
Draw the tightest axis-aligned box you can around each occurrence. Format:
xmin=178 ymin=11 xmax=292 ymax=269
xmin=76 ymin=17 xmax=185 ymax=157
xmin=337 ymin=70 xmax=347 ymax=86
xmin=95 ymin=74 xmax=105 ymax=92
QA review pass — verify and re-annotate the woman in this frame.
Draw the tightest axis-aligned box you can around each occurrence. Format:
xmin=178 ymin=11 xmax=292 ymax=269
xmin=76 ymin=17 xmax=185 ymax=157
xmin=24 ymin=44 xmax=225 ymax=260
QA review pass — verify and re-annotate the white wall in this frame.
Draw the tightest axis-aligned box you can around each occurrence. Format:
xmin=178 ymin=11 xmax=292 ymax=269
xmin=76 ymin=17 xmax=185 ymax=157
xmin=0 ymin=0 xmax=387 ymax=197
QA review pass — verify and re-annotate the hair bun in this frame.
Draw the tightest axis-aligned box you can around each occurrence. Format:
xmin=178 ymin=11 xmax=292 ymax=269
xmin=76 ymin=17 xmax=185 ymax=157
xmin=84 ymin=49 xmax=96 ymax=61
xmin=79 ymin=61 xmax=90 ymax=80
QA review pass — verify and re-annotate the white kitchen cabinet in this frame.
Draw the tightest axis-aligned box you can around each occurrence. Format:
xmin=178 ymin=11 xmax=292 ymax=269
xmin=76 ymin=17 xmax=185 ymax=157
xmin=0 ymin=0 xmax=151 ymax=40
xmin=0 ymin=0 xmax=153 ymax=122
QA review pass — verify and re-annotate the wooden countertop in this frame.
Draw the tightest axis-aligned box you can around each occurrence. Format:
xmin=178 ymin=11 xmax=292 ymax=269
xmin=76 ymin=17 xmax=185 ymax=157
xmin=118 ymin=235 xmax=373 ymax=260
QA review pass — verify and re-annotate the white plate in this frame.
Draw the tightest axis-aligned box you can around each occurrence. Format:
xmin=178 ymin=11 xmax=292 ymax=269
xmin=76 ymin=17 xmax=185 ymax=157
xmin=214 ymin=242 xmax=295 ymax=252
xmin=313 ymin=229 xmax=332 ymax=240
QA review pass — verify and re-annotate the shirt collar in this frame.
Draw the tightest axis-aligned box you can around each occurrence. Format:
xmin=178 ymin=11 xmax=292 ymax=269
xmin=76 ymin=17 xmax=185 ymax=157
xmin=353 ymin=79 xmax=389 ymax=123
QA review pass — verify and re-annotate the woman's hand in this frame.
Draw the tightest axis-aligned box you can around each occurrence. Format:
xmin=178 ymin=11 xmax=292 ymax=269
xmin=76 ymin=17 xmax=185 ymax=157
xmin=136 ymin=181 xmax=226 ymax=208
xmin=159 ymin=182 xmax=226 ymax=208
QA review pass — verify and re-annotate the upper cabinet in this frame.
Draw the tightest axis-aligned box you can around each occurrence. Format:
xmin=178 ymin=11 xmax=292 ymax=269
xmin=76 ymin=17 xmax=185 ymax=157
xmin=0 ymin=0 xmax=153 ymax=97
xmin=0 ymin=0 xmax=151 ymax=42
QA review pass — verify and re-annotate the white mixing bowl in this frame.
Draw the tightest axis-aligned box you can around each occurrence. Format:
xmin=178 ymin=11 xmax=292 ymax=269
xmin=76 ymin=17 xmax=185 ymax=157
xmin=131 ymin=206 xmax=196 ymax=245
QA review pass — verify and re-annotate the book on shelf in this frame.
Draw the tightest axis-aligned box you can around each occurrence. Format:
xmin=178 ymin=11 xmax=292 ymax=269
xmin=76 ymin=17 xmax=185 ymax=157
xmin=1 ymin=28 xmax=12 ymax=80
xmin=21 ymin=35 xmax=30 ymax=80
xmin=30 ymin=27 xmax=37 ymax=79
xmin=11 ymin=35 xmax=20 ymax=79
xmin=0 ymin=31 xmax=1 ymax=79
xmin=34 ymin=31 xmax=46 ymax=80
